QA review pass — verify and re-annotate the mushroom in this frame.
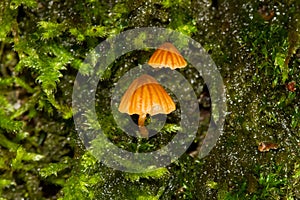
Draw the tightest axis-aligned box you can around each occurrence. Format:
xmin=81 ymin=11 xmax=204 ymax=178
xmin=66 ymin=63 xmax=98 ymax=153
xmin=118 ymin=74 xmax=176 ymax=138
xmin=148 ymin=42 xmax=187 ymax=69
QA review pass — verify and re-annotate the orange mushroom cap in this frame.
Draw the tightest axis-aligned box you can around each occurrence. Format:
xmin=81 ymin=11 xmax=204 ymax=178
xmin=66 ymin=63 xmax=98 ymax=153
xmin=148 ymin=42 xmax=187 ymax=69
xmin=118 ymin=74 xmax=176 ymax=116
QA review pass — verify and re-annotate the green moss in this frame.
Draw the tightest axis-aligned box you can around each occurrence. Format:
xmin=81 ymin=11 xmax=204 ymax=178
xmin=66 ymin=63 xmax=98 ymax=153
xmin=0 ymin=0 xmax=299 ymax=199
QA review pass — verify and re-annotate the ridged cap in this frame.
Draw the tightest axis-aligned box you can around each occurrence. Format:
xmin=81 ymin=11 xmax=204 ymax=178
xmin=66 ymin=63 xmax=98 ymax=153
xmin=148 ymin=42 xmax=187 ymax=69
xmin=118 ymin=74 xmax=176 ymax=115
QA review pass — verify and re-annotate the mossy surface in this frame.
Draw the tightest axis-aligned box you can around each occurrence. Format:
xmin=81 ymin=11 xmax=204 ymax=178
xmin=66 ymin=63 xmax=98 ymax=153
xmin=0 ymin=0 xmax=299 ymax=199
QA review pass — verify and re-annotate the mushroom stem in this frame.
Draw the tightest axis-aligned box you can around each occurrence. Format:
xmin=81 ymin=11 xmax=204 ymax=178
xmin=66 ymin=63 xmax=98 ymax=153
xmin=138 ymin=113 xmax=146 ymax=126
xmin=138 ymin=113 xmax=148 ymax=138
xmin=139 ymin=126 xmax=149 ymax=138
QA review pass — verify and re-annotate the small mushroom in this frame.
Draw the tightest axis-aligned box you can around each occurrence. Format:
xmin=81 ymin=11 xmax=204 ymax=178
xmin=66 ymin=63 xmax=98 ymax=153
xmin=148 ymin=42 xmax=187 ymax=69
xmin=118 ymin=74 xmax=176 ymax=138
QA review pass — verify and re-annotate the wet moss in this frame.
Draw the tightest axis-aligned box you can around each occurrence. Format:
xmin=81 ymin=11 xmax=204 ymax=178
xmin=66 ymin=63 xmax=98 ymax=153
xmin=0 ymin=0 xmax=299 ymax=199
